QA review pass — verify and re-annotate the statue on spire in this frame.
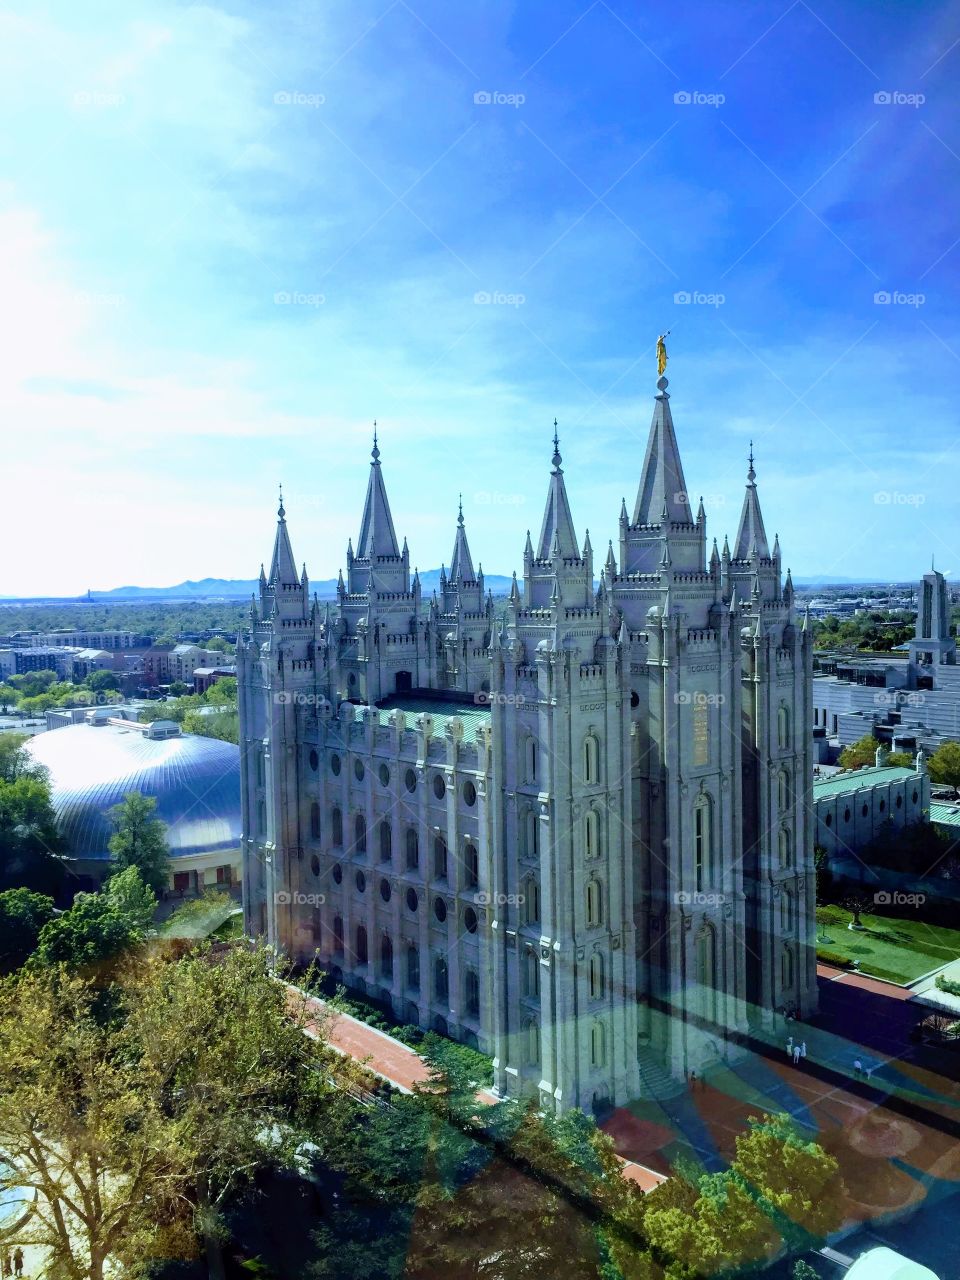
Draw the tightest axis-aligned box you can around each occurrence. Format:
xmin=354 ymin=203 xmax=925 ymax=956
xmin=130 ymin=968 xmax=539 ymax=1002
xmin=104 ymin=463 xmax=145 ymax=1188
xmin=656 ymin=332 xmax=669 ymax=378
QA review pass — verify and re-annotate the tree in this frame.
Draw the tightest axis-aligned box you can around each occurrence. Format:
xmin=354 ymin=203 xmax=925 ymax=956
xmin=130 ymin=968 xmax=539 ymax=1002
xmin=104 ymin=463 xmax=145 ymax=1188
xmin=30 ymin=885 xmax=145 ymax=970
xmin=204 ymin=676 xmax=237 ymax=705
xmin=0 ymin=753 xmax=65 ymax=895
xmin=813 ymin=847 xmax=832 ymax=906
xmin=169 ymin=680 xmax=191 ymax=696
xmin=886 ymin=751 xmax=914 ymax=769
xmin=104 ymin=864 xmax=157 ymax=932
xmin=0 ymin=684 xmax=18 ymax=711
xmin=929 ymin=741 xmax=960 ymax=789
xmin=84 ymin=669 xmax=120 ymax=693
xmin=0 ymin=887 xmax=54 ymax=972
xmin=183 ymin=708 xmax=239 ymax=745
xmin=17 ymin=692 xmax=56 ymax=715
xmin=838 ymin=735 xmax=880 ymax=771
xmin=107 ymin=791 xmax=171 ymax=895
xmin=842 ymin=889 xmax=871 ymax=929
xmin=732 ymin=1113 xmax=843 ymax=1245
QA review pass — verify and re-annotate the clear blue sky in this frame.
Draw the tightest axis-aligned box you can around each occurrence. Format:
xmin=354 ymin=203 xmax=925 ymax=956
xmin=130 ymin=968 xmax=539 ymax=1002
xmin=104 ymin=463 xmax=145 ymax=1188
xmin=2 ymin=0 xmax=959 ymax=594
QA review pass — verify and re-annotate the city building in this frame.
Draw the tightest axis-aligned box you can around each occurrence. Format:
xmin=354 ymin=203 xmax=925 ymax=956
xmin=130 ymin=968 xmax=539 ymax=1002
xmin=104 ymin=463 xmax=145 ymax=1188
xmin=813 ymin=752 xmax=931 ymax=862
xmin=813 ymin=568 xmax=960 ymax=752
xmin=143 ymin=643 xmax=224 ymax=686
xmin=26 ymin=719 xmax=242 ymax=895
xmin=238 ymin=368 xmax=816 ymax=1113
xmin=29 ymin=629 xmax=142 ymax=650
xmin=193 ymin=664 xmax=237 ymax=694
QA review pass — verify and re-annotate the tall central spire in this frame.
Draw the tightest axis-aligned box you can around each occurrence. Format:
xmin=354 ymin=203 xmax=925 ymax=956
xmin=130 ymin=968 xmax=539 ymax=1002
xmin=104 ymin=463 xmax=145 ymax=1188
xmin=449 ymin=494 xmax=476 ymax=582
xmin=356 ymin=423 xmax=400 ymax=560
xmin=536 ymin=420 xmax=580 ymax=560
xmin=269 ymin=484 xmax=298 ymax=584
xmin=733 ymin=440 xmax=770 ymax=560
xmin=632 ymin=374 xmax=690 ymax=527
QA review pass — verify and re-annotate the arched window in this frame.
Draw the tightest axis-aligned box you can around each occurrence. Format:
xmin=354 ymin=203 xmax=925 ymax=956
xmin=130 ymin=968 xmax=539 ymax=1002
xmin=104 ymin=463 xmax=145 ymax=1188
xmin=380 ymin=935 xmax=393 ymax=979
xmin=434 ymin=955 xmax=448 ymax=1002
xmin=464 ymin=843 xmax=479 ymax=888
xmin=591 ymin=1021 xmax=606 ymax=1068
xmin=406 ymin=944 xmax=420 ymax=990
xmin=586 ymin=879 xmax=603 ymax=927
xmin=332 ymin=807 xmax=343 ymax=847
xmin=433 ymin=835 xmax=448 ymax=880
xmin=525 ymin=1019 xmax=540 ymax=1066
xmin=354 ymin=814 xmax=367 ymax=855
xmin=524 ymin=808 xmax=539 ymax=860
xmin=781 ymin=943 xmax=794 ymax=990
xmin=694 ymin=793 xmax=713 ymax=892
xmin=333 ymin=915 xmax=344 ymax=955
xmin=584 ymin=809 xmax=600 ymax=860
xmin=778 ymin=705 xmax=791 ymax=750
xmin=405 ymin=828 xmax=419 ymax=869
xmin=523 ymin=877 xmax=540 ymax=926
xmin=779 ymin=889 xmax=793 ymax=932
xmin=310 ymin=802 xmax=321 ymax=840
xmin=356 ymin=924 xmax=368 ymax=966
xmin=465 ymin=968 xmax=480 ymax=1019
xmin=696 ymin=925 xmax=717 ymax=1022
xmin=523 ymin=947 xmax=540 ymax=998
xmin=525 ymin=736 xmax=538 ymax=783
xmin=778 ymin=769 xmax=791 ymax=811
xmin=778 ymin=828 xmax=792 ymax=868
xmin=584 ymin=734 xmax=600 ymax=784
xmin=589 ymin=951 xmax=605 ymax=1000
xmin=379 ymin=821 xmax=392 ymax=863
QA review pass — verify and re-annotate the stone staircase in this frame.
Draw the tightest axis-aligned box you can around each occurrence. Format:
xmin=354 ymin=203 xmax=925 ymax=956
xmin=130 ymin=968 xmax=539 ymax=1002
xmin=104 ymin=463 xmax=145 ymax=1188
xmin=637 ymin=1047 xmax=686 ymax=1101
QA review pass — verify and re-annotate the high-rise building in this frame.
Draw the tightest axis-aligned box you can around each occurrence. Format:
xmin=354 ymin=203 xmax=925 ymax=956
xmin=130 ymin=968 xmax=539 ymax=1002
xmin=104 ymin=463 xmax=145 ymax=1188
xmin=238 ymin=368 xmax=816 ymax=1113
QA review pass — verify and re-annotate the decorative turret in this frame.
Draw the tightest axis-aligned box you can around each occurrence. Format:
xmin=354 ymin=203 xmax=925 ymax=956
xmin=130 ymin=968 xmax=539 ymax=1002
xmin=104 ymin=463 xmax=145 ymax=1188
xmin=733 ymin=443 xmax=770 ymax=561
xmin=536 ymin=422 xmax=580 ymax=561
xmin=348 ymin=426 xmax=408 ymax=596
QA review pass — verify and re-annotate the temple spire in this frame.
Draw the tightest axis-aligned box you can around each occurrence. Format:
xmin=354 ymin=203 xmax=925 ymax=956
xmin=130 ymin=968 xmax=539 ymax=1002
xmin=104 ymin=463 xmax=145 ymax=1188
xmin=268 ymin=486 xmax=298 ymax=584
xmin=633 ymin=372 xmax=690 ymax=526
xmin=356 ymin=424 xmax=401 ymax=560
xmin=536 ymin=421 xmax=580 ymax=560
xmin=733 ymin=440 xmax=770 ymax=560
xmin=449 ymin=496 xmax=475 ymax=582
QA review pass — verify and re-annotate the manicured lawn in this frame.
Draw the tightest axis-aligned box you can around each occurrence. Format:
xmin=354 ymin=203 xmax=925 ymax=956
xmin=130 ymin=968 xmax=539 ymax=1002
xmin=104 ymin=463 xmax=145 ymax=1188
xmin=815 ymin=905 xmax=960 ymax=985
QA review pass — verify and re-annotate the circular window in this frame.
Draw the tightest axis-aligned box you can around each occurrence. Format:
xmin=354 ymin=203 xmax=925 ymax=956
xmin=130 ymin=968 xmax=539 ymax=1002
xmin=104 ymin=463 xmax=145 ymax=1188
xmin=464 ymin=906 xmax=478 ymax=934
xmin=433 ymin=774 xmax=446 ymax=800
xmin=862 ymin=804 xmax=869 ymax=818
xmin=310 ymin=854 xmax=320 ymax=877
xmin=406 ymin=887 xmax=418 ymax=912
xmin=825 ymin=814 xmax=832 ymax=828
xmin=463 ymin=780 xmax=477 ymax=807
xmin=379 ymin=763 xmax=390 ymax=786
xmin=630 ymin=691 xmax=640 ymax=709
xmin=355 ymin=871 xmax=366 ymax=893
xmin=379 ymin=878 xmax=391 ymax=903
xmin=879 ymin=799 xmax=886 ymax=814
xmin=309 ymin=749 xmax=319 ymax=772
xmin=405 ymin=768 xmax=417 ymax=794
xmin=912 ymin=789 xmax=919 ymax=804
xmin=434 ymin=897 xmax=447 ymax=923
xmin=896 ymin=794 xmax=903 ymax=808
xmin=354 ymin=759 xmax=365 ymax=782
xmin=844 ymin=808 xmax=851 ymax=823
xmin=348 ymin=672 xmax=357 ymax=685
xmin=332 ymin=863 xmax=343 ymax=884
xmin=331 ymin=754 xmax=341 ymax=776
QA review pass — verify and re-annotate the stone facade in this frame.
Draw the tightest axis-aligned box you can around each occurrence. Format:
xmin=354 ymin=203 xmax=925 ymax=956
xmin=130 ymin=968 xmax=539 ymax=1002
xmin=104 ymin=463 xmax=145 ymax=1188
xmin=238 ymin=372 xmax=817 ymax=1113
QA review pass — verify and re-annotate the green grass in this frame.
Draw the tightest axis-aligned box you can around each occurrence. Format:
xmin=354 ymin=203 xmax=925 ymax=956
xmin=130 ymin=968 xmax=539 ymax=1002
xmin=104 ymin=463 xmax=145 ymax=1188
xmin=815 ymin=904 xmax=960 ymax=984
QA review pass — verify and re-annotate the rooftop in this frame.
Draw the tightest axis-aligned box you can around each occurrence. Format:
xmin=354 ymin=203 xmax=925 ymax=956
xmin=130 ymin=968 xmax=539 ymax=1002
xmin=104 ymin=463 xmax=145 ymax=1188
xmin=812 ymin=765 xmax=918 ymax=799
xmin=374 ymin=694 xmax=492 ymax=743
xmin=931 ymin=800 xmax=960 ymax=829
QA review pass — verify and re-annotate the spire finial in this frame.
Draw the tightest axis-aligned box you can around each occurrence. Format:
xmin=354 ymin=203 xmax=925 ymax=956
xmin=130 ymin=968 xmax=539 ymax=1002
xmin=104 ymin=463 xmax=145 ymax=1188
xmin=278 ymin=484 xmax=285 ymax=520
xmin=747 ymin=440 xmax=755 ymax=484
xmin=458 ymin=493 xmax=464 ymax=525
xmin=552 ymin=418 xmax=561 ymax=471
xmin=372 ymin=420 xmax=380 ymax=462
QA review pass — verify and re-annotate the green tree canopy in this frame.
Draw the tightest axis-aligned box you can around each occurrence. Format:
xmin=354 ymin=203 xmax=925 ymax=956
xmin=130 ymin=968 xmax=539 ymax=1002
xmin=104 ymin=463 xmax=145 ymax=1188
xmin=30 ymin=883 xmax=145 ymax=971
xmin=0 ymin=887 xmax=54 ymax=973
xmin=107 ymin=791 xmax=171 ymax=895
xmin=0 ymin=749 xmax=65 ymax=896
xmin=929 ymin=740 xmax=960 ymax=789
xmin=838 ymin=735 xmax=881 ymax=771
xmin=84 ymin=669 xmax=121 ymax=692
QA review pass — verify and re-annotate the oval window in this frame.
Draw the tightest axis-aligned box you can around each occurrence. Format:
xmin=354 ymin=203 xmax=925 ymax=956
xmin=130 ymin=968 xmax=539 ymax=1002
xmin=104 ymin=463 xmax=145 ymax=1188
xmin=332 ymin=863 xmax=343 ymax=884
xmin=464 ymin=907 xmax=478 ymax=934
xmin=331 ymin=754 xmax=341 ymax=776
xmin=379 ymin=763 xmax=390 ymax=786
xmin=354 ymin=759 xmax=365 ymax=782
xmin=355 ymin=871 xmax=366 ymax=893
xmin=309 ymin=749 xmax=319 ymax=772
xmin=433 ymin=774 xmax=446 ymax=800
xmin=405 ymin=768 xmax=417 ymax=794
xmin=310 ymin=854 xmax=320 ymax=877
xmin=434 ymin=897 xmax=447 ymax=923
xmin=463 ymin=780 xmax=477 ymax=807
xmin=379 ymin=878 xmax=391 ymax=903
xmin=406 ymin=887 xmax=418 ymax=912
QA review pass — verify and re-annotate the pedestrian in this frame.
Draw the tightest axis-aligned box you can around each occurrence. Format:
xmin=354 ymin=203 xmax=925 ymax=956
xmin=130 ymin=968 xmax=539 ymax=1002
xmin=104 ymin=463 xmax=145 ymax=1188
xmin=786 ymin=1035 xmax=794 ymax=1059
xmin=12 ymin=1249 xmax=22 ymax=1279
xmin=853 ymin=1057 xmax=863 ymax=1079
xmin=689 ymin=1070 xmax=697 ymax=1091
xmin=800 ymin=1041 xmax=807 ymax=1062
xmin=793 ymin=1044 xmax=801 ymax=1065
xmin=3 ymin=1254 xmax=11 ymax=1278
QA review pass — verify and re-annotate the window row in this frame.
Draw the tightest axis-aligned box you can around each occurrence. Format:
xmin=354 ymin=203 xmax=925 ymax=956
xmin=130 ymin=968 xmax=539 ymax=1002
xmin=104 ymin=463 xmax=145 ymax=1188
xmin=319 ymin=754 xmax=479 ymax=806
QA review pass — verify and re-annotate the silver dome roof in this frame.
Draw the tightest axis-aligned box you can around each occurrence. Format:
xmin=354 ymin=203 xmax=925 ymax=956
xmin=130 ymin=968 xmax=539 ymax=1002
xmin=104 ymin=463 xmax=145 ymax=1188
xmin=26 ymin=723 xmax=241 ymax=861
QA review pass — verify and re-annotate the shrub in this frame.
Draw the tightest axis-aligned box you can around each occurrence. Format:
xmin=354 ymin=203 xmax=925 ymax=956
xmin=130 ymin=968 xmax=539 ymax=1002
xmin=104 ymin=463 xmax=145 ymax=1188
xmin=935 ymin=974 xmax=960 ymax=997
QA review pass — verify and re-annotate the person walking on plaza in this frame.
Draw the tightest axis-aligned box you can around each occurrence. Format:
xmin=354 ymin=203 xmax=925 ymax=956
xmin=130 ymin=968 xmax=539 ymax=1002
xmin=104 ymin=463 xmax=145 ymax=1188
xmin=786 ymin=1035 xmax=794 ymax=1059
xmin=800 ymin=1041 xmax=807 ymax=1063
xmin=853 ymin=1057 xmax=863 ymax=1079
xmin=12 ymin=1249 xmax=22 ymax=1278
xmin=3 ymin=1252 xmax=11 ymax=1277
xmin=793 ymin=1043 xmax=801 ymax=1065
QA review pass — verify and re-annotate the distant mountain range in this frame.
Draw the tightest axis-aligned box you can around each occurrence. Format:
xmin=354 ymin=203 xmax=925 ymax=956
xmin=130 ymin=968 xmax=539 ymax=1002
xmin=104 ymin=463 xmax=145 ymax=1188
xmin=85 ymin=569 xmax=516 ymax=602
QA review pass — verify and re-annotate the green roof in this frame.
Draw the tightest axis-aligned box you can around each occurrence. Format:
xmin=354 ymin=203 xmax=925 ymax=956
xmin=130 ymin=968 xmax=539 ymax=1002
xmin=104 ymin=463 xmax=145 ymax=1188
xmin=813 ymin=765 xmax=916 ymax=799
xmin=374 ymin=696 xmax=491 ymax=744
xmin=931 ymin=800 xmax=960 ymax=828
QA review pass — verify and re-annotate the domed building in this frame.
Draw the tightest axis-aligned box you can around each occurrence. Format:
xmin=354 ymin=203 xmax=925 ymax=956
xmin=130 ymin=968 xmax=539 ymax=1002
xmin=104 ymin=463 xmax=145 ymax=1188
xmin=26 ymin=717 xmax=242 ymax=897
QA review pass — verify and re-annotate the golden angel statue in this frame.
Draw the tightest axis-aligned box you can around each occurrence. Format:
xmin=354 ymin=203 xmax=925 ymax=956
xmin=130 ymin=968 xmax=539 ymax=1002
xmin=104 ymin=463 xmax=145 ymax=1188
xmin=656 ymin=332 xmax=669 ymax=378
